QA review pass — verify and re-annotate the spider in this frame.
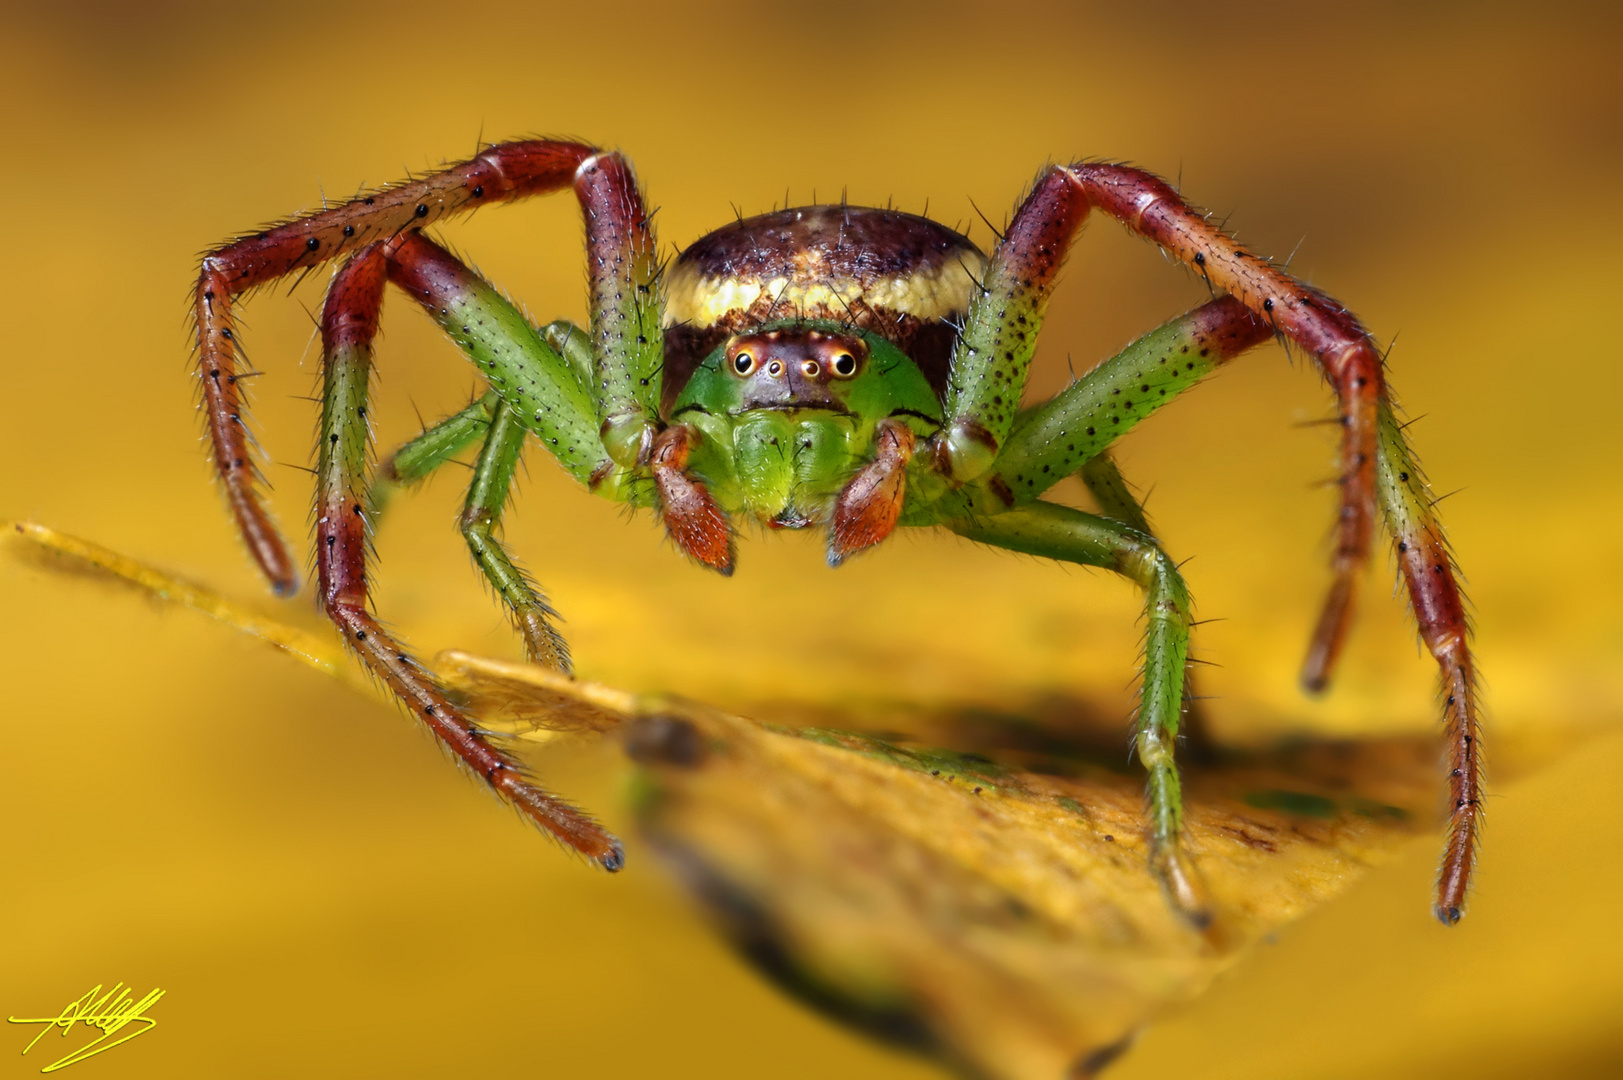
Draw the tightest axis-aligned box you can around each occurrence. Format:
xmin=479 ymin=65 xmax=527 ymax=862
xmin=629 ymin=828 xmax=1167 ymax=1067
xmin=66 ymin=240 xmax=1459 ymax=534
xmin=191 ymin=138 xmax=1481 ymax=927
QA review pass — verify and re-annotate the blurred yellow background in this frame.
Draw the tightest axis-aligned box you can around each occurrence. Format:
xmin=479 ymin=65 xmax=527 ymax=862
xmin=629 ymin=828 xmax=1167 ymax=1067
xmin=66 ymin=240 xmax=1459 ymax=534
xmin=2 ymin=1 xmax=1619 ymax=1077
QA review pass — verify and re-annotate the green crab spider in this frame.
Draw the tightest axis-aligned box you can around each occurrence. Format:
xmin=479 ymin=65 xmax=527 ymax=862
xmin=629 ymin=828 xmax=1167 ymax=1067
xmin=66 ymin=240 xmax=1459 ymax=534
xmin=192 ymin=139 xmax=1481 ymax=927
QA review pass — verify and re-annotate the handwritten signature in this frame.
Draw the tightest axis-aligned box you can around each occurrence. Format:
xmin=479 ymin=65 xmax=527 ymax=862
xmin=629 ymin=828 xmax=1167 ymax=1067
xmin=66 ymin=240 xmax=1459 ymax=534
xmin=8 ymin=983 xmax=163 ymax=1072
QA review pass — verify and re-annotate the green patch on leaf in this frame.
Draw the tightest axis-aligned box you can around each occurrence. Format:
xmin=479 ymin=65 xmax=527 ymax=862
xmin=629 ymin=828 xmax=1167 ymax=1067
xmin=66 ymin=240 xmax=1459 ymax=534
xmin=1243 ymin=789 xmax=1338 ymax=819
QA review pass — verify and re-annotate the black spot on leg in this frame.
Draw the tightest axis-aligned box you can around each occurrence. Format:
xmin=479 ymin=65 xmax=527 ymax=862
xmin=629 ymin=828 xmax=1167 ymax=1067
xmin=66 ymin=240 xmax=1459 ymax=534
xmin=306 ymin=236 xmax=320 ymax=251
xmin=415 ymin=203 xmax=429 ymax=218
xmin=472 ymin=185 xmax=485 ymax=198
xmin=343 ymin=224 xmax=355 ymax=237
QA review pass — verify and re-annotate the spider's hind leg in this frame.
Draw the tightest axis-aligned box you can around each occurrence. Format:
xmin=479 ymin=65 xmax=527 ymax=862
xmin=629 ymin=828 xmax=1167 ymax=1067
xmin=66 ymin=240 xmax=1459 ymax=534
xmin=1079 ymin=453 xmax=1214 ymax=762
xmin=460 ymin=400 xmax=573 ymax=672
xmin=370 ymin=390 xmax=573 ymax=671
xmin=371 ymin=390 xmax=499 ymax=518
xmin=949 ymin=502 xmax=1210 ymax=928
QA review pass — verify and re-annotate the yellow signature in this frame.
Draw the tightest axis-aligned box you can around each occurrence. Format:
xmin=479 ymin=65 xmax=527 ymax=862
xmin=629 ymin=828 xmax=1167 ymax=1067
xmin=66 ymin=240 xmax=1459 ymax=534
xmin=8 ymin=983 xmax=163 ymax=1072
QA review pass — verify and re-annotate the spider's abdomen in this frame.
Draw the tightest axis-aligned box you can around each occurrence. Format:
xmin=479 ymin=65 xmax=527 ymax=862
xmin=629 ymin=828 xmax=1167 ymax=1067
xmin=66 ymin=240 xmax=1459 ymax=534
xmin=662 ymin=206 xmax=986 ymax=408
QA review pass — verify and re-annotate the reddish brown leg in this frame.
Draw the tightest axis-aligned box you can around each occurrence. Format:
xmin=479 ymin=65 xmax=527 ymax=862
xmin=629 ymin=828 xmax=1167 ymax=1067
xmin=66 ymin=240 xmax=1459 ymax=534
xmin=1060 ymin=164 xmax=1384 ymax=693
xmin=647 ymin=425 xmax=735 ymax=574
xmin=1376 ymin=401 xmax=1481 ymax=922
xmin=316 ymin=244 xmax=622 ymax=868
xmin=957 ymin=173 xmax=1483 ymax=917
xmin=1057 ymin=166 xmax=1483 ymax=920
xmin=194 ymin=139 xmax=597 ymax=594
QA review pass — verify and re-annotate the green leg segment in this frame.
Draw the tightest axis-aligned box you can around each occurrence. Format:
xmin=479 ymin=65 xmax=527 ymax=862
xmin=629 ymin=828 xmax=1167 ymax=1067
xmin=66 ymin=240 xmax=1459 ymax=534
xmin=947 ymin=501 xmax=1212 ymax=927
xmin=374 ymin=239 xmax=643 ymax=667
xmin=1079 ymin=453 xmax=1214 ymax=758
xmin=460 ymin=401 xmax=572 ymax=673
xmin=542 ymin=319 xmax=594 ymax=392
xmin=937 ymin=169 xmax=1087 ymax=480
xmin=370 ymin=391 xmax=500 ymax=520
xmin=380 ymin=391 xmax=499 ymax=485
xmin=1078 ymin=452 xmax=1153 ymax=536
xmin=996 ymin=295 xmax=1272 ymax=502
xmin=906 ymin=297 xmax=1271 ymax=528
xmin=385 ymin=232 xmax=612 ymax=488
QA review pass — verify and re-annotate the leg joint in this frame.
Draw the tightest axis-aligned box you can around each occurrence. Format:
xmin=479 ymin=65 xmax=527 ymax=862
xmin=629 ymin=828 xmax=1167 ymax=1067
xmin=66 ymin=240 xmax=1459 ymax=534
xmin=459 ymin=505 xmax=496 ymax=538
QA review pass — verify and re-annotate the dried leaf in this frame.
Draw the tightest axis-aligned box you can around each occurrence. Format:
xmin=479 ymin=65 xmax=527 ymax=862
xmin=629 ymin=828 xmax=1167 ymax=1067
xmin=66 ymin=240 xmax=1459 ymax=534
xmin=8 ymin=521 xmax=1440 ymax=1080
xmin=442 ymin=652 xmax=1435 ymax=1080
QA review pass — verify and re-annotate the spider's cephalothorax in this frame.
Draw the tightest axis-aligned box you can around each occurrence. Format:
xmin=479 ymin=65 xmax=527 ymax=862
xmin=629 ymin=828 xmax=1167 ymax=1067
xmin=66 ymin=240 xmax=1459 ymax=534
xmin=662 ymin=205 xmax=984 ymax=398
xmin=193 ymin=141 xmax=1483 ymax=926
xmin=658 ymin=206 xmax=982 ymax=552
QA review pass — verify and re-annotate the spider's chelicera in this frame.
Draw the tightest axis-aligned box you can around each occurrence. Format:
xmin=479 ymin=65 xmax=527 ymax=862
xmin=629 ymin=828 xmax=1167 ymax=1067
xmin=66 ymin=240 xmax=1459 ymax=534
xmin=192 ymin=140 xmax=1482 ymax=926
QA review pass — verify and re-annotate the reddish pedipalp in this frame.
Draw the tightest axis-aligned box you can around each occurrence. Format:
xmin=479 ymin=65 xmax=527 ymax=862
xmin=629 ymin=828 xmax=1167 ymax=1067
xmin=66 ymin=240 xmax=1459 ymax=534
xmin=828 ymin=419 xmax=916 ymax=567
xmin=650 ymin=425 xmax=735 ymax=575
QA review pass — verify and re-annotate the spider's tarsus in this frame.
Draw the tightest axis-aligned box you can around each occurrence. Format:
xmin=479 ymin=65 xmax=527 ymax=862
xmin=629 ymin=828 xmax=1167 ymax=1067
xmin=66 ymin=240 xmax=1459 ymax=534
xmin=598 ymin=843 xmax=626 ymax=872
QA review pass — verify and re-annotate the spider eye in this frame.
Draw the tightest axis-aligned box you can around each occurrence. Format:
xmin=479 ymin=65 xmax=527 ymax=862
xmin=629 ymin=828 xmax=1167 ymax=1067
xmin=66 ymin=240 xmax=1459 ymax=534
xmin=733 ymin=351 xmax=754 ymax=375
xmin=832 ymin=353 xmax=857 ymax=377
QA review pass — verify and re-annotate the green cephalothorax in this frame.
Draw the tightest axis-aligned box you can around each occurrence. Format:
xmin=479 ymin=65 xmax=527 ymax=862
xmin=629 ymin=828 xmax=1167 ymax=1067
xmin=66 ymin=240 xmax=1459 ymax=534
xmin=202 ymin=138 xmax=1485 ymax=930
xmin=668 ymin=320 xmax=941 ymax=527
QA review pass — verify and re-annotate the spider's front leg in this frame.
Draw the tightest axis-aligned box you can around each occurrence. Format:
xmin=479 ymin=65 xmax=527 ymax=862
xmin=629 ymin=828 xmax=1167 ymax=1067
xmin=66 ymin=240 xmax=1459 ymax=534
xmin=314 ymin=243 xmax=622 ymax=867
xmin=935 ymin=164 xmax=1483 ymax=921
xmin=1059 ymin=167 xmax=1484 ymax=922
xmin=936 ymin=166 xmax=1385 ymax=686
xmin=1058 ymin=165 xmax=1385 ymax=692
xmin=192 ymin=138 xmax=642 ymax=594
